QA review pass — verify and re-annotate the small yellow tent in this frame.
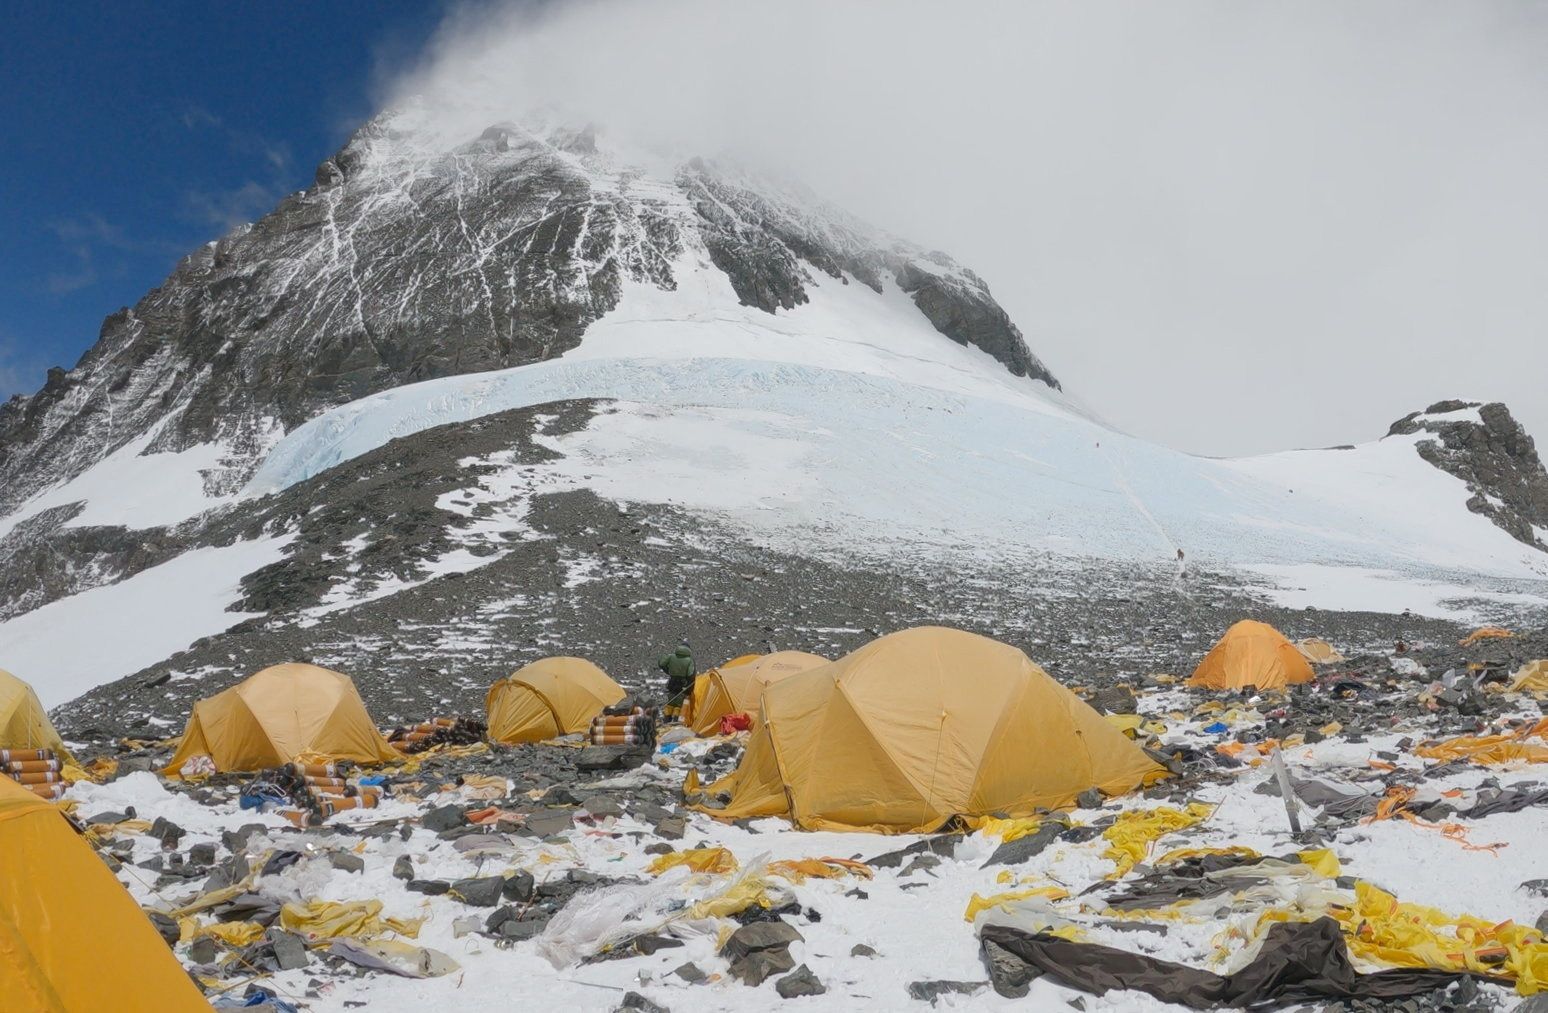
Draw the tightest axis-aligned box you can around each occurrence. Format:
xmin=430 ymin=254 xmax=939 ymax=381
xmin=0 ymin=670 xmax=71 ymax=762
xmin=486 ymin=657 xmax=626 ymax=744
xmin=693 ymin=627 xmax=1165 ymax=833
xmin=164 ymin=663 xmax=399 ymax=774
xmin=0 ymin=774 xmax=210 ymax=1011
xmin=1188 ymin=620 xmax=1315 ymax=691
xmin=685 ymin=654 xmax=761 ymax=725
xmin=688 ymin=651 xmax=829 ymax=736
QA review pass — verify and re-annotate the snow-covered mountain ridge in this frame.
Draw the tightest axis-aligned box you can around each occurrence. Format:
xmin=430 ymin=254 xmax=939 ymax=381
xmin=2 ymin=112 xmax=1547 ymax=712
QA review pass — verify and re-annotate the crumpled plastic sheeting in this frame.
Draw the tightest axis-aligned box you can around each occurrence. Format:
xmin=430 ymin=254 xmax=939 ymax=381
xmin=329 ymin=939 xmax=460 ymax=978
xmin=1101 ymin=803 xmax=1214 ymax=877
xmin=279 ymin=899 xmax=422 ymax=942
xmin=647 ymin=847 xmax=737 ymax=875
xmin=538 ymin=857 xmax=781 ymax=968
xmin=1335 ymin=882 xmax=1547 ymax=995
xmin=964 ymin=885 xmax=1071 ymax=923
xmin=767 ymin=857 xmax=872 ymax=883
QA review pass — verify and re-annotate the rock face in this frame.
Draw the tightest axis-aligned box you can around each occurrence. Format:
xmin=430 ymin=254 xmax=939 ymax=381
xmin=1388 ymin=400 xmax=1548 ymax=549
xmin=0 ymin=109 xmax=1053 ymax=516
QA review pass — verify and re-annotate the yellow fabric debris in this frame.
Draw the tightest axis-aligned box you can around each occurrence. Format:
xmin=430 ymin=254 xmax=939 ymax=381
xmin=1460 ymin=627 xmax=1515 ymax=646
xmin=458 ymin=773 xmax=508 ymax=800
xmin=1102 ymin=803 xmax=1214 ymax=877
xmin=1510 ymin=661 xmax=1548 ymax=695
xmin=685 ymin=864 xmax=774 ymax=921
xmin=1155 ymin=845 xmax=1260 ymax=866
xmin=1319 ymin=721 xmax=1343 ymax=737
xmin=1415 ymin=719 xmax=1548 ymax=766
xmin=279 ymin=899 xmax=422 ymax=942
xmin=969 ymin=815 xmax=1043 ymax=843
xmin=1335 ymin=882 xmax=1547 ymax=995
xmin=648 ymin=847 xmax=738 ymax=876
xmin=1104 ymin=714 xmax=1144 ymax=737
xmin=84 ymin=818 xmax=152 ymax=844
xmin=179 ymin=919 xmax=265 ymax=947
xmin=768 ymin=857 xmax=872 ymax=883
xmin=1297 ymin=849 xmax=1342 ymax=878
xmin=963 ymin=885 xmax=1071 ymax=922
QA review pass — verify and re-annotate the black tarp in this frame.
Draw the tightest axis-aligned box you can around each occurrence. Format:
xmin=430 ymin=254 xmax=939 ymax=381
xmin=979 ymin=917 xmax=1473 ymax=1009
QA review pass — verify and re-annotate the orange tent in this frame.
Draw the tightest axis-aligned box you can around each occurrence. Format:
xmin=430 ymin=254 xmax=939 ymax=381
xmin=688 ymin=651 xmax=829 ymax=736
xmin=1187 ymin=620 xmax=1314 ymax=691
xmin=0 ymin=775 xmax=210 ymax=1010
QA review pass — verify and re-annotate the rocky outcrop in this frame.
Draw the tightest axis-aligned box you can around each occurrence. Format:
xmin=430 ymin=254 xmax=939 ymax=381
xmin=0 ymin=114 xmax=1053 ymax=518
xmin=1389 ymin=400 xmax=1548 ymax=549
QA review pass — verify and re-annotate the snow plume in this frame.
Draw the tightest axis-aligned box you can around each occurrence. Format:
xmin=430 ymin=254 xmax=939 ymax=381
xmin=383 ymin=0 xmax=1548 ymax=457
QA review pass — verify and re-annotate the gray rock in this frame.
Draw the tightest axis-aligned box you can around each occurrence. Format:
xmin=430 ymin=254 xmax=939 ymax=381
xmin=329 ymin=852 xmax=365 ymax=874
xmin=503 ymin=870 xmax=536 ymax=903
xmin=421 ymin=804 xmax=465 ymax=832
xmin=982 ymin=937 xmax=1039 ymax=998
xmin=1537 ymin=909 xmax=1548 ymax=935
xmin=149 ymin=817 xmax=184 ymax=848
xmin=775 ymin=964 xmax=825 ymax=998
xmin=522 ymin=810 xmax=574 ymax=837
xmin=407 ymin=879 xmax=451 ymax=896
xmin=577 ymin=745 xmax=652 ymax=771
xmin=644 ymin=842 xmax=674 ymax=856
xmin=580 ymin=795 xmax=623 ymax=818
xmin=730 ymin=948 xmax=795 ymax=987
xmin=451 ymin=876 xmax=506 ymax=907
xmin=850 ymin=943 xmax=877 ymax=958
xmin=655 ymin=815 xmax=686 ymax=840
xmin=187 ymin=842 xmax=217 ymax=866
xmin=499 ymin=918 xmax=546 ymax=941
xmin=1075 ymin=788 xmax=1104 ymax=809
xmin=614 ymin=992 xmax=670 ymax=1013
xmin=393 ymin=855 xmax=415 ymax=881
xmin=906 ymin=980 xmax=988 ymax=1003
xmin=267 ymin=929 xmax=309 ymax=971
xmin=674 ymin=961 xmax=707 ymax=983
xmin=1514 ymin=995 xmax=1548 ymax=1013
xmin=722 ymin=920 xmax=804 ymax=959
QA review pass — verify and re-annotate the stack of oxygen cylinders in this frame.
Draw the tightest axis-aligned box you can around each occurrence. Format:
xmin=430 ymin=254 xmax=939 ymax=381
xmin=1 ymin=747 xmax=64 ymax=800
xmin=588 ymin=704 xmax=656 ymax=746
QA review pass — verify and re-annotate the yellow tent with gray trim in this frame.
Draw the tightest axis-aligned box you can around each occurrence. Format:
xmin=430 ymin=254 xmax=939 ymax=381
xmin=0 ymin=774 xmax=209 ymax=1011
xmin=486 ymin=657 xmax=626 ymax=744
xmin=164 ymin=663 xmax=399 ymax=774
xmin=692 ymin=627 xmax=1165 ymax=833
xmin=0 ymin=669 xmax=71 ymax=762
xmin=688 ymin=651 xmax=829 ymax=736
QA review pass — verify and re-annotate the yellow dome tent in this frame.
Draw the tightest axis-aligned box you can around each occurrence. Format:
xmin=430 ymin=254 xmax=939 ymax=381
xmin=685 ymin=653 xmax=761 ymax=725
xmin=0 ymin=774 xmax=209 ymax=1011
xmin=486 ymin=657 xmax=626 ymax=744
xmin=164 ymin=663 xmax=399 ymax=775
xmin=1188 ymin=620 xmax=1315 ymax=691
xmin=0 ymin=669 xmax=71 ymax=762
xmin=688 ymin=650 xmax=830 ymax=736
xmin=692 ymin=627 xmax=1165 ymax=833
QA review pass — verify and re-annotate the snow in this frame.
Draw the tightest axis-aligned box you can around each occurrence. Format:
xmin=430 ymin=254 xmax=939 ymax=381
xmin=0 ymin=536 xmax=291 ymax=707
xmin=0 ymin=431 xmax=238 ymax=542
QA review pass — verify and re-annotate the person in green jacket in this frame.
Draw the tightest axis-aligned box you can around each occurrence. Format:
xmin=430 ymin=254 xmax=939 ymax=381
xmin=658 ymin=645 xmax=696 ymax=722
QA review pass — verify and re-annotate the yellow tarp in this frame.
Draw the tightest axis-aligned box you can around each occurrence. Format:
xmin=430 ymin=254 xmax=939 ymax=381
xmin=1188 ymin=620 xmax=1315 ymax=691
xmin=648 ymin=847 xmax=738 ymax=876
xmin=964 ymin=885 xmax=1071 ymax=922
xmin=0 ymin=669 xmax=72 ymax=762
xmin=486 ymin=657 xmax=625 ymax=745
xmin=691 ymin=627 xmax=1167 ymax=833
xmin=1336 ymin=882 xmax=1547 ymax=995
xmin=1102 ymin=803 xmax=1214 ymax=877
xmin=688 ymin=651 xmax=829 ymax=736
xmin=279 ymin=899 xmax=422 ymax=942
xmin=1510 ymin=661 xmax=1548 ymax=695
xmin=1415 ymin=719 xmax=1548 ymax=766
xmin=0 ymin=775 xmax=209 ymax=1011
xmin=164 ymin=663 xmax=400 ymax=774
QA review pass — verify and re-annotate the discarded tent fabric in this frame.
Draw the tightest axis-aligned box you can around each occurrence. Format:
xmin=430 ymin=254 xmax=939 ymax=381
xmin=692 ymin=627 xmax=1166 ymax=833
xmin=1415 ymin=719 xmax=1548 ymax=767
xmin=1460 ymin=627 xmax=1514 ymax=647
xmin=1511 ymin=661 xmax=1548 ymax=695
xmin=1188 ymin=620 xmax=1315 ymax=691
xmin=486 ymin=657 xmax=625 ymax=745
xmin=0 ymin=669 xmax=72 ymax=762
xmin=0 ymin=775 xmax=210 ymax=1011
xmin=164 ymin=663 xmax=400 ymax=775
xmin=1295 ymin=638 xmax=1347 ymax=665
xmin=688 ymin=651 xmax=829 ymax=737
xmin=978 ymin=918 xmax=1473 ymax=1006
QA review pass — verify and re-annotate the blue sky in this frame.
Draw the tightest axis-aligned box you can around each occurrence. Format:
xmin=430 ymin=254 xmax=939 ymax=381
xmin=0 ymin=2 xmax=451 ymax=398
